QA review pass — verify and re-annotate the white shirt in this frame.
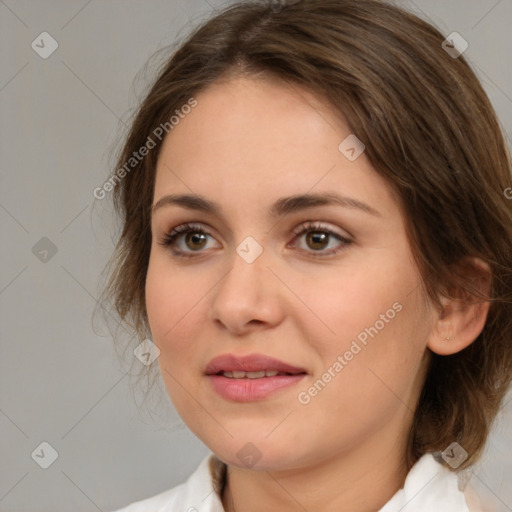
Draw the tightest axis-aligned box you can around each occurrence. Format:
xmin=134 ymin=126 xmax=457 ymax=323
xmin=112 ymin=452 xmax=484 ymax=511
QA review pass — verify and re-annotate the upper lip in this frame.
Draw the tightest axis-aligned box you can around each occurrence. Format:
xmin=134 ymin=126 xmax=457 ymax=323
xmin=205 ymin=353 xmax=307 ymax=375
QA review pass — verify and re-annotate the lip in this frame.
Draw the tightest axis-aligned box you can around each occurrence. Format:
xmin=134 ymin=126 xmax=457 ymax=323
xmin=205 ymin=353 xmax=307 ymax=402
xmin=205 ymin=353 xmax=306 ymax=375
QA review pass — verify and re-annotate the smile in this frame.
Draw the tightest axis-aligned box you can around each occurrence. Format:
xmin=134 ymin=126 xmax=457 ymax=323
xmin=205 ymin=353 xmax=308 ymax=401
xmin=220 ymin=370 xmax=296 ymax=379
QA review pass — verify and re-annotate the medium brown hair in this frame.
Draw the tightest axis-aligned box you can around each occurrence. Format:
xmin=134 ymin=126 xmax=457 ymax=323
xmin=97 ymin=0 xmax=512 ymax=470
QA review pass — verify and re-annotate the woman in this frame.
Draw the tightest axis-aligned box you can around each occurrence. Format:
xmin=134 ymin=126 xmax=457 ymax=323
xmin=100 ymin=1 xmax=512 ymax=510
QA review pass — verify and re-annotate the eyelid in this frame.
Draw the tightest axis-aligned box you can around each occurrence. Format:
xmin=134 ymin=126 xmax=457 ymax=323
xmin=290 ymin=220 xmax=350 ymax=240
xmin=288 ymin=221 xmax=352 ymax=257
xmin=158 ymin=220 xmax=352 ymax=258
xmin=158 ymin=222 xmax=219 ymax=249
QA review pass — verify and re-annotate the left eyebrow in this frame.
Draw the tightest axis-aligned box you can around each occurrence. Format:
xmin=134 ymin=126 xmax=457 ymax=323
xmin=151 ymin=191 xmax=382 ymax=218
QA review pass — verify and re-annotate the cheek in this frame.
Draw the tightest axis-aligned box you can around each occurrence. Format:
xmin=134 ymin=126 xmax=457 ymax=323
xmin=145 ymin=256 xmax=206 ymax=368
xmin=295 ymin=258 xmax=415 ymax=354
xmin=145 ymin=258 xmax=210 ymax=424
xmin=294 ymin=246 xmax=429 ymax=404
xmin=304 ymin=272 xmax=429 ymax=409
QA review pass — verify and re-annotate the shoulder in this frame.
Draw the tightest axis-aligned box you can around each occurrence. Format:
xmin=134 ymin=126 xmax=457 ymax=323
xmin=463 ymin=486 xmax=483 ymax=512
xmin=380 ymin=453 xmax=484 ymax=512
xmin=110 ymin=480 xmax=188 ymax=512
xmin=110 ymin=453 xmax=226 ymax=512
xmin=461 ymin=477 xmax=494 ymax=512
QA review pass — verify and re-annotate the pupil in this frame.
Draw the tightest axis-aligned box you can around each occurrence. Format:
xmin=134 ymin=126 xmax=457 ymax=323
xmin=307 ymin=232 xmax=328 ymax=250
xmin=187 ymin=232 xmax=207 ymax=250
xmin=184 ymin=231 xmax=329 ymax=251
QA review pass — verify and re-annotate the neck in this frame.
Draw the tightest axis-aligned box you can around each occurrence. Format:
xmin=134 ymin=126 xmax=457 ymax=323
xmin=221 ymin=424 xmax=412 ymax=512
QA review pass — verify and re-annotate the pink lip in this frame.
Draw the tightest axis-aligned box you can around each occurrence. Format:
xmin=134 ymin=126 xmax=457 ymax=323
xmin=205 ymin=353 xmax=306 ymax=375
xmin=205 ymin=353 xmax=307 ymax=402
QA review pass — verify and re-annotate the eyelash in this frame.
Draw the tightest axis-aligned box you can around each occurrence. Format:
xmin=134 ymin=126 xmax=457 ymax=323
xmin=158 ymin=221 xmax=352 ymax=259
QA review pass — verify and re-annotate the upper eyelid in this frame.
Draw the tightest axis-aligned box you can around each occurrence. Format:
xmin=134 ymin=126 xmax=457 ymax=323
xmin=159 ymin=222 xmax=352 ymax=260
xmin=165 ymin=220 xmax=347 ymax=238
xmin=163 ymin=221 xmax=350 ymax=247
xmin=159 ymin=221 xmax=225 ymax=241
xmin=291 ymin=221 xmax=350 ymax=238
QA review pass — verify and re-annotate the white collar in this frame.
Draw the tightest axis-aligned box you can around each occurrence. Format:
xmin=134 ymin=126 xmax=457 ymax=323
xmin=194 ymin=452 xmax=471 ymax=512
xmin=378 ymin=453 xmax=471 ymax=511
xmin=114 ymin=452 xmax=474 ymax=511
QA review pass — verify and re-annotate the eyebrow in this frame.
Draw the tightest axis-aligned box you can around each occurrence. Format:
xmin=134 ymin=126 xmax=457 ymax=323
xmin=152 ymin=192 xmax=382 ymax=219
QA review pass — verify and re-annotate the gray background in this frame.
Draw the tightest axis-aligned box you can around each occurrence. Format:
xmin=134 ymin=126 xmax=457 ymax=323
xmin=1 ymin=1 xmax=511 ymax=511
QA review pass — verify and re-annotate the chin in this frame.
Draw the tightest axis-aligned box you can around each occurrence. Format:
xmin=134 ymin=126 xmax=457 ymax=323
xmin=203 ymin=435 xmax=306 ymax=472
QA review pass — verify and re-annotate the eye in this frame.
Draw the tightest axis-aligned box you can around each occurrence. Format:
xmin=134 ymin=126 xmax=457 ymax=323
xmin=158 ymin=223 xmax=219 ymax=258
xmin=158 ymin=221 xmax=352 ymax=259
xmin=289 ymin=221 xmax=352 ymax=257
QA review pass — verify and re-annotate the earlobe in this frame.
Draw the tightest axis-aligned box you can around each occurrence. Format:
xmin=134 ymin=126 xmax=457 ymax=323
xmin=427 ymin=299 xmax=491 ymax=356
xmin=427 ymin=258 xmax=492 ymax=356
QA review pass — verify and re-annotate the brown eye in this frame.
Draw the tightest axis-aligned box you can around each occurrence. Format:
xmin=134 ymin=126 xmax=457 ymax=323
xmin=160 ymin=223 xmax=219 ymax=258
xmin=184 ymin=232 xmax=208 ymax=251
xmin=291 ymin=222 xmax=352 ymax=257
xmin=305 ymin=231 xmax=330 ymax=251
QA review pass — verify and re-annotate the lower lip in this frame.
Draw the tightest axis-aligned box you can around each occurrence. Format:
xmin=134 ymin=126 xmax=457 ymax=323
xmin=207 ymin=374 xmax=306 ymax=402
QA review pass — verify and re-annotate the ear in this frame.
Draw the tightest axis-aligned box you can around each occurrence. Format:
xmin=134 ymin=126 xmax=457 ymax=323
xmin=427 ymin=257 xmax=492 ymax=356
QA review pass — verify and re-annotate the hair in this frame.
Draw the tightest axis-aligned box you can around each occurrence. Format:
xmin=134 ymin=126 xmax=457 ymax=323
xmin=97 ymin=0 xmax=512 ymax=471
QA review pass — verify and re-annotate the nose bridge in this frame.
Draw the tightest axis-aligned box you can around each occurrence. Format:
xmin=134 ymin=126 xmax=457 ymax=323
xmin=218 ymin=241 xmax=269 ymax=306
xmin=209 ymin=240 xmax=282 ymax=332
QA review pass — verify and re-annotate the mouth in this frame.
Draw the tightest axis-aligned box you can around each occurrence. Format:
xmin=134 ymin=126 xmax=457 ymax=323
xmin=204 ymin=353 xmax=307 ymax=402
xmin=217 ymin=370 xmax=304 ymax=379
xmin=204 ymin=353 xmax=307 ymax=377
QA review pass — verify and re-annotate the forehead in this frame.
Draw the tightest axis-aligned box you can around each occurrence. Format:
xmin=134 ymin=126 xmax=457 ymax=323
xmin=153 ymin=75 xmax=400 ymax=221
xmin=193 ymin=72 xmax=342 ymax=127
xmin=157 ymin=74 xmax=348 ymax=172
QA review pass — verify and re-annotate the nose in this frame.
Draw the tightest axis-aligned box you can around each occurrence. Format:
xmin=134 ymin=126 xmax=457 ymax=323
xmin=208 ymin=245 xmax=285 ymax=335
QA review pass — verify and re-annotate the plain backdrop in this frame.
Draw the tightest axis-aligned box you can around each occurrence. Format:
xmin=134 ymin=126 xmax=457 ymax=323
xmin=1 ymin=1 xmax=511 ymax=511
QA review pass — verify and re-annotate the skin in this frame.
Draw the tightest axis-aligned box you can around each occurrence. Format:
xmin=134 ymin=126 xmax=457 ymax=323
xmin=145 ymin=74 xmax=491 ymax=512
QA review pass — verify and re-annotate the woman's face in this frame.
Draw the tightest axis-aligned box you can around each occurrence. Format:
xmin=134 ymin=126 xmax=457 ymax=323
xmin=146 ymin=75 xmax=437 ymax=471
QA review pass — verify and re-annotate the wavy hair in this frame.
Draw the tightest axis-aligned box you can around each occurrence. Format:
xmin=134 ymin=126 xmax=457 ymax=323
xmin=96 ymin=0 xmax=512 ymax=470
